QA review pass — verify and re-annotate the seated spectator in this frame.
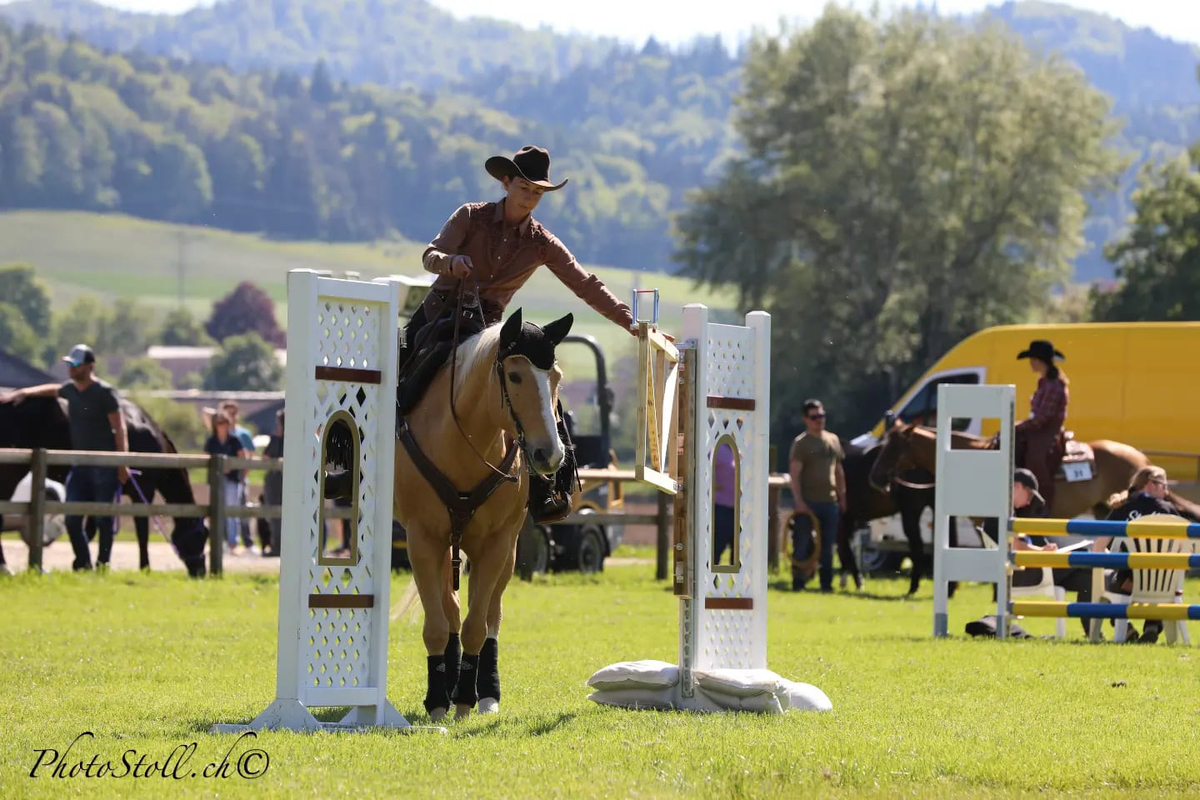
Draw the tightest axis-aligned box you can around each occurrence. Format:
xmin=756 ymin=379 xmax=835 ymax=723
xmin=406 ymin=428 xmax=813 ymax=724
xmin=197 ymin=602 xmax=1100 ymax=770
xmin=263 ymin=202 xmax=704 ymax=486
xmin=1010 ymin=469 xmax=1095 ymax=634
xmin=1093 ymin=466 xmax=1183 ymax=643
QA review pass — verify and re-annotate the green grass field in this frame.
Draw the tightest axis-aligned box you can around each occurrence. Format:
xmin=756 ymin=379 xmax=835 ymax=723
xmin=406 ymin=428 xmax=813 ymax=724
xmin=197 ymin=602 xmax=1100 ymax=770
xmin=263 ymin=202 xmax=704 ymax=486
xmin=3 ymin=564 xmax=1198 ymax=798
xmin=0 ymin=210 xmax=736 ymax=365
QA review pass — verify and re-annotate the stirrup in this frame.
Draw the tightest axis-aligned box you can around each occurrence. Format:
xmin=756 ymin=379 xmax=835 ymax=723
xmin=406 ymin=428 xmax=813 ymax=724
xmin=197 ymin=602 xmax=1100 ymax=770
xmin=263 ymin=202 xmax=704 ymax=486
xmin=530 ymin=496 xmax=572 ymax=524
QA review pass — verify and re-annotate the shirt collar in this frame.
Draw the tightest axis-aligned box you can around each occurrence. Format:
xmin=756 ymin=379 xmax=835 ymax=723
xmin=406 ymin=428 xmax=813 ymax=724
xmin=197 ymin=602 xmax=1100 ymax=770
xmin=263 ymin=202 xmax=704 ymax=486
xmin=493 ymin=199 xmax=532 ymax=236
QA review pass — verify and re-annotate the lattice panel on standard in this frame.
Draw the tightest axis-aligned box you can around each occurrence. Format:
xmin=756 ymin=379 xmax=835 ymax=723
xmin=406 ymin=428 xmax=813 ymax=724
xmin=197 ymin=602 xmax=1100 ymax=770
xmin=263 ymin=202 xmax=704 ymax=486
xmin=704 ymin=324 xmax=754 ymax=400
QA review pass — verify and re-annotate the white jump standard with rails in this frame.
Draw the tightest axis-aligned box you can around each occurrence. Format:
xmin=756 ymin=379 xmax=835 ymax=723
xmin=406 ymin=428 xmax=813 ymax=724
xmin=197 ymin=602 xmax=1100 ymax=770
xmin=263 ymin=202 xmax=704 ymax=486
xmin=586 ymin=296 xmax=831 ymax=713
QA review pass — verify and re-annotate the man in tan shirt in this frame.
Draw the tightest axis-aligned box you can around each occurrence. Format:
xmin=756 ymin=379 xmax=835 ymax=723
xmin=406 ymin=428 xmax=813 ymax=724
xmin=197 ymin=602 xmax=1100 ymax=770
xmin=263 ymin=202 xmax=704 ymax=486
xmin=788 ymin=399 xmax=846 ymax=592
xmin=400 ymin=145 xmax=635 ymax=522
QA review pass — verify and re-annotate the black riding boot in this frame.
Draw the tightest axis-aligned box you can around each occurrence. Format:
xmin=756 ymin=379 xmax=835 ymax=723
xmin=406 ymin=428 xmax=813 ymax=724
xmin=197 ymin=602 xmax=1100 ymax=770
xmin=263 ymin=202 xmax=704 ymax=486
xmin=528 ymin=474 xmax=571 ymax=524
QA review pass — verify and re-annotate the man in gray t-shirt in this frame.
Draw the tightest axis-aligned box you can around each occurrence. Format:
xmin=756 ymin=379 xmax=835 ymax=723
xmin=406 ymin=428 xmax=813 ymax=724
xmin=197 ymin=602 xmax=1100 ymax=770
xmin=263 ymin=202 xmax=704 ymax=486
xmin=0 ymin=344 xmax=129 ymax=570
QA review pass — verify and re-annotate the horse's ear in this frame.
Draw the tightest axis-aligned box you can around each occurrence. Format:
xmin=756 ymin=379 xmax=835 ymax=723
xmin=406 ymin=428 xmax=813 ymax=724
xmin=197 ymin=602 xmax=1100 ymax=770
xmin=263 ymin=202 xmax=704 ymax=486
xmin=542 ymin=313 xmax=573 ymax=346
xmin=500 ymin=309 xmax=523 ymax=351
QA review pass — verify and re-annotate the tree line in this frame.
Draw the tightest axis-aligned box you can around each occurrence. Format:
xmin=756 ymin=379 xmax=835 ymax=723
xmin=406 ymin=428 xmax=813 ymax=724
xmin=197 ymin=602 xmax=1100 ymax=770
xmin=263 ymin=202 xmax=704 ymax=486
xmin=676 ymin=7 xmax=1200 ymax=442
xmin=0 ymin=19 xmax=734 ymax=271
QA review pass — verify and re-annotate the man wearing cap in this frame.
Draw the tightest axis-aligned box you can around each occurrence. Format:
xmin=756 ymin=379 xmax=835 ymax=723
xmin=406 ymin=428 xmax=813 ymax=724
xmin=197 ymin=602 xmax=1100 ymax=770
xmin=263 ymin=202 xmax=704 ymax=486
xmin=1015 ymin=339 xmax=1069 ymax=514
xmin=0 ymin=344 xmax=128 ymax=570
xmin=398 ymin=145 xmax=635 ymax=522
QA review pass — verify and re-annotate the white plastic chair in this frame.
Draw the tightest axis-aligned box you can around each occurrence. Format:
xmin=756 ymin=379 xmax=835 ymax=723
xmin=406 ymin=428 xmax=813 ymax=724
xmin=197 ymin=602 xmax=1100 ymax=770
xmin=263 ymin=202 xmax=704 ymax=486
xmin=1101 ymin=536 xmax=1192 ymax=645
xmin=1011 ymin=567 xmax=1068 ymax=639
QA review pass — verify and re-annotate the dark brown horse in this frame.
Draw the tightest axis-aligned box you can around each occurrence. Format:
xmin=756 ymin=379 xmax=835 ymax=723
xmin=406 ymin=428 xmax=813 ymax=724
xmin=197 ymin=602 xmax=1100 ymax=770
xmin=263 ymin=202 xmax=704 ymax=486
xmin=869 ymin=423 xmax=1150 ymax=520
xmin=0 ymin=396 xmax=208 ymax=575
xmin=837 ymin=440 xmax=941 ymax=595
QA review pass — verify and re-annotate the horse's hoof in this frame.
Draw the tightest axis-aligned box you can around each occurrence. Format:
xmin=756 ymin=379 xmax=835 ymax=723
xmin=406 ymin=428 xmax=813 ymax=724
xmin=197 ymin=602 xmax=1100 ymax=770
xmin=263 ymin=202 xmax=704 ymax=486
xmin=429 ymin=707 xmax=447 ymax=723
xmin=478 ymin=697 xmax=499 ymax=714
xmin=453 ymin=703 xmax=473 ymax=721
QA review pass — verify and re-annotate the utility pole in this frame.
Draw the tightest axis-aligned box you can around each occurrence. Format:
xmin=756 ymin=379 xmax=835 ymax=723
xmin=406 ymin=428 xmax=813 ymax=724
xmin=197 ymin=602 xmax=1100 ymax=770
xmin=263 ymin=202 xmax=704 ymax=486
xmin=175 ymin=229 xmax=187 ymax=307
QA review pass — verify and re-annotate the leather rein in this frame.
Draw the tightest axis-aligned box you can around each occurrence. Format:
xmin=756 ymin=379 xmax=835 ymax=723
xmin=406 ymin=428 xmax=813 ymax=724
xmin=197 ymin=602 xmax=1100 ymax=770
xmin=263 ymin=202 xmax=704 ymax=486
xmin=398 ymin=278 xmax=530 ymax=590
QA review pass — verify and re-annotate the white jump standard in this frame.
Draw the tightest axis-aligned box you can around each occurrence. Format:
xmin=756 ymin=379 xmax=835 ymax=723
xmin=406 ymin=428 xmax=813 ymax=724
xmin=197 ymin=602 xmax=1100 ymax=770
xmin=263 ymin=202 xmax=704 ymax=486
xmin=587 ymin=301 xmax=831 ymax=713
xmin=215 ymin=270 xmax=414 ymax=732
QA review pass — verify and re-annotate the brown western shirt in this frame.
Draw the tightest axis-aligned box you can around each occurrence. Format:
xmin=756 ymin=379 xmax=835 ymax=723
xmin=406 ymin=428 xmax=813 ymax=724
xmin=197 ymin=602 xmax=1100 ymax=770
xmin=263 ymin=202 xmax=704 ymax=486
xmin=422 ymin=200 xmax=633 ymax=328
xmin=788 ymin=430 xmax=844 ymax=503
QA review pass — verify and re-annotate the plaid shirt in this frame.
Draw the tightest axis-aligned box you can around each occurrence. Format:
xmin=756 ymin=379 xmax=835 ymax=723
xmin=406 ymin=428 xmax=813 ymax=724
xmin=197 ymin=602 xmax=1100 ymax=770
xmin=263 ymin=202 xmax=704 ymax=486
xmin=1019 ymin=375 xmax=1068 ymax=432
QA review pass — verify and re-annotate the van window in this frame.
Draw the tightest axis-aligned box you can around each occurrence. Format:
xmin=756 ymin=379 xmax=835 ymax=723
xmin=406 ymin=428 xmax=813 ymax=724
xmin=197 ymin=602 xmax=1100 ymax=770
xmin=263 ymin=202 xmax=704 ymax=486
xmin=898 ymin=373 xmax=980 ymax=430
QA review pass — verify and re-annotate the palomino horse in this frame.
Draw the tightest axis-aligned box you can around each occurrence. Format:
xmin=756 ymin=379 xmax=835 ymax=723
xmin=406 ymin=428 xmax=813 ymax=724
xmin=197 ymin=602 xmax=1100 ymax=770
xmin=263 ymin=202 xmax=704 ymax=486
xmin=394 ymin=309 xmax=572 ymax=722
xmin=869 ymin=423 xmax=1150 ymax=519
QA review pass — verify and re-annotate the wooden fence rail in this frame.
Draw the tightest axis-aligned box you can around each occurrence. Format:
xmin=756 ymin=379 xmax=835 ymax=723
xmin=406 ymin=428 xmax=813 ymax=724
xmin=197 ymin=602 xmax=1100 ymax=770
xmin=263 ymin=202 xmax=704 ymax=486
xmin=1 ymin=448 xmax=792 ymax=578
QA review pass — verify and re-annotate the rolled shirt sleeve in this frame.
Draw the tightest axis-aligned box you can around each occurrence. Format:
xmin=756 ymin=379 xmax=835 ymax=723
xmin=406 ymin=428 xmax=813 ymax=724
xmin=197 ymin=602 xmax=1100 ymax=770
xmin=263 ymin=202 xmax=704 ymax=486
xmin=422 ymin=204 xmax=472 ymax=277
xmin=543 ymin=233 xmax=633 ymax=329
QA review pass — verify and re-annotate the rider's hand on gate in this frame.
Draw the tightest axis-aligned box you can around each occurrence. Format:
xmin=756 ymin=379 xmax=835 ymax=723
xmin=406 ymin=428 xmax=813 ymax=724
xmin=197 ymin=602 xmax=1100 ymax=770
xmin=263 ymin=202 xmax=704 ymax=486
xmin=0 ymin=389 xmax=23 ymax=405
xmin=117 ymin=465 xmax=130 ymax=485
xmin=448 ymin=255 xmax=474 ymax=279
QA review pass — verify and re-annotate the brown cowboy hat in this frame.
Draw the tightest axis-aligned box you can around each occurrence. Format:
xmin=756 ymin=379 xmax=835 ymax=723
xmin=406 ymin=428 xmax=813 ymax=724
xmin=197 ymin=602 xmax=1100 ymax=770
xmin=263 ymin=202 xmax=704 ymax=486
xmin=485 ymin=145 xmax=568 ymax=191
xmin=1016 ymin=339 xmax=1064 ymax=363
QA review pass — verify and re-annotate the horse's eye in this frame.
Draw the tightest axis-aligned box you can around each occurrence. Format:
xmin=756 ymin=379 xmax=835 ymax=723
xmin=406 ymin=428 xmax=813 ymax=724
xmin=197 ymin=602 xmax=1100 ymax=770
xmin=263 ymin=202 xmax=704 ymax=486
xmin=507 ymin=372 xmax=522 ymax=384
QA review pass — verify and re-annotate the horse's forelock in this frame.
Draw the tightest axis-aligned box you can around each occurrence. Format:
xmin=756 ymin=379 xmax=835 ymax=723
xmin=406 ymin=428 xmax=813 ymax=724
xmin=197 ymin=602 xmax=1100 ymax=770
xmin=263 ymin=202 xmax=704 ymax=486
xmin=453 ymin=325 xmax=502 ymax=385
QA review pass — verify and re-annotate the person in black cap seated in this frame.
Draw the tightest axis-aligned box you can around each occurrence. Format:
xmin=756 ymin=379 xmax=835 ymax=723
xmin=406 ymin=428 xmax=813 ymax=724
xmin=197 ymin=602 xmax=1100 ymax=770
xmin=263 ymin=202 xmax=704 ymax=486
xmin=1010 ymin=468 xmax=1095 ymax=633
xmin=398 ymin=145 xmax=635 ymax=523
xmin=0 ymin=343 xmax=129 ymax=570
xmin=1015 ymin=339 xmax=1068 ymax=514
xmin=969 ymin=470 xmax=1094 ymax=638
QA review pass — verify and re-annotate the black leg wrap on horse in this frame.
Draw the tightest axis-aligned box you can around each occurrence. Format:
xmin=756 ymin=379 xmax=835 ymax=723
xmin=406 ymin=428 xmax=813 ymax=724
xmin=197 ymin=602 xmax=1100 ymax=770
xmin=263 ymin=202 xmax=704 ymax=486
xmin=451 ymin=652 xmax=480 ymax=708
xmin=478 ymin=637 xmax=500 ymax=703
xmin=444 ymin=632 xmax=461 ymax=689
xmin=424 ymin=655 xmax=450 ymax=713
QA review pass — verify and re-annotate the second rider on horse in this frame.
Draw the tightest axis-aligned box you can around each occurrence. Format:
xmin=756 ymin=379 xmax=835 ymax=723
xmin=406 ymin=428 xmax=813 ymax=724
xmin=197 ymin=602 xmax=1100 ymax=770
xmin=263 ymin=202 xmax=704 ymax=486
xmin=1015 ymin=339 xmax=1069 ymax=513
xmin=398 ymin=145 xmax=635 ymax=523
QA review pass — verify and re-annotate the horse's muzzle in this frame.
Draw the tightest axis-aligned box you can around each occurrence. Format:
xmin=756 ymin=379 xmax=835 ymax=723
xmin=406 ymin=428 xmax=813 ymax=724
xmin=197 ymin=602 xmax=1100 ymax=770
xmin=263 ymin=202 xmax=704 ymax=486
xmin=529 ymin=447 xmax=563 ymax=476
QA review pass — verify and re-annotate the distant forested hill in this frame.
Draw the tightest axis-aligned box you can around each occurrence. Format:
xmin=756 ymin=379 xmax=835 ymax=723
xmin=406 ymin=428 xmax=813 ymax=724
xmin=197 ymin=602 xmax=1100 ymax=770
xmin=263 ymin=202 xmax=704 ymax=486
xmin=1 ymin=0 xmax=1197 ymax=280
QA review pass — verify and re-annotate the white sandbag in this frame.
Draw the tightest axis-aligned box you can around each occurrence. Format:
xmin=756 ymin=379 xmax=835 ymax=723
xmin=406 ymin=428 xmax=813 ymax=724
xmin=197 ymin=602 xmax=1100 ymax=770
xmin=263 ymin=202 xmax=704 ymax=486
xmin=693 ymin=668 xmax=785 ymax=698
xmin=778 ymin=679 xmax=833 ymax=712
xmin=587 ymin=660 xmax=679 ymax=691
xmin=693 ymin=685 xmax=784 ymax=714
xmin=587 ymin=687 xmax=677 ymax=710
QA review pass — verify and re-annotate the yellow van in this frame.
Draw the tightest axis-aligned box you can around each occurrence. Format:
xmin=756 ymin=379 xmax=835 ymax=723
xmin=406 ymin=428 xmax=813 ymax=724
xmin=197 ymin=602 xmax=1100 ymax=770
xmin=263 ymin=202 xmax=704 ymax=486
xmin=855 ymin=322 xmax=1200 ymax=483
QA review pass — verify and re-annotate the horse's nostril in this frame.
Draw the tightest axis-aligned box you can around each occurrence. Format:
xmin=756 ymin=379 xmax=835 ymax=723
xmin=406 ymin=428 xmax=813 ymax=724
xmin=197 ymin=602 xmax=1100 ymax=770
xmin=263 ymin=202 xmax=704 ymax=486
xmin=533 ymin=448 xmax=548 ymax=465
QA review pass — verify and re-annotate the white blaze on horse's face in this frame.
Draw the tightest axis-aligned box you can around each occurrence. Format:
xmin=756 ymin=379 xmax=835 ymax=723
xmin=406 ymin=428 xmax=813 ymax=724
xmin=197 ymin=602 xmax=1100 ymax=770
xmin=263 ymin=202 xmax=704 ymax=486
xmin=501 ymin=354 xmax=565 ymax=476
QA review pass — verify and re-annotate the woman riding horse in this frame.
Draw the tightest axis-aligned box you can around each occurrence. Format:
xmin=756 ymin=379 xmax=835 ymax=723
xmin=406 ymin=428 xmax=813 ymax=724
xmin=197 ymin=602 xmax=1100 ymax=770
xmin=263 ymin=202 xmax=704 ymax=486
xmin=398 ymin=145 xmax=635 ymax=523
xmin=395 ymin=146 xmax=635 ymax=722
xmin=1016 ymin=339 xmax=1068 ymax=513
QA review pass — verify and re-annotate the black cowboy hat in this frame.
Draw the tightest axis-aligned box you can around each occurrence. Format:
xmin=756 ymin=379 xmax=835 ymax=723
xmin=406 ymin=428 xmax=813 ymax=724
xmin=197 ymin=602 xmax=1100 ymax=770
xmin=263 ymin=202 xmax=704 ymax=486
xmin=1016 ymin=339 xmax=1064 ymax=363
xmin=485 ymin=145 xmax=568 ymax=191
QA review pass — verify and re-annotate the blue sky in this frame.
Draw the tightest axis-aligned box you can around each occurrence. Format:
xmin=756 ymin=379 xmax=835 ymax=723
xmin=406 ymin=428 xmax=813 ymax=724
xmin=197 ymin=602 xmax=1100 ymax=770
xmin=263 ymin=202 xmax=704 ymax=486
xmin=18 ymin=1 xmax=1200 ymax=48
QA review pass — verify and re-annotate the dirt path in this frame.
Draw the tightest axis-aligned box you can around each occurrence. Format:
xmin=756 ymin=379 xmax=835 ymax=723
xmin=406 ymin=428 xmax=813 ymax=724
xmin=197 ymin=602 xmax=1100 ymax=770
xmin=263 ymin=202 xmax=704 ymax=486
xmin=0 ymin=539 xmax=280 ymax=574
xmin=1 ymin=539 xmax=653 ymax=574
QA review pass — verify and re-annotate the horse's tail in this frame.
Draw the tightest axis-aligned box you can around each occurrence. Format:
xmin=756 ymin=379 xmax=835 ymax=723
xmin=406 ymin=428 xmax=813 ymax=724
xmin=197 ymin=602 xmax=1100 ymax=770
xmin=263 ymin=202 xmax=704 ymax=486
xmin=390 ymin=576 xmax=423 ymax=623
